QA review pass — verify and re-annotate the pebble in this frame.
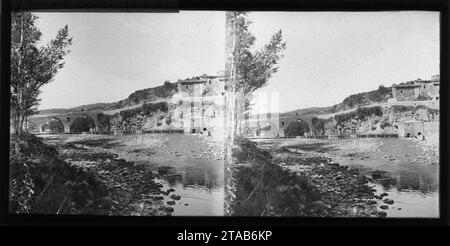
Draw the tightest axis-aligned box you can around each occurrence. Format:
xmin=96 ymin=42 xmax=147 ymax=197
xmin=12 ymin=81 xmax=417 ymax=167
xmin=170 ymin=194 xmax=181 ymax=200
xmin=377 ymin=211 xmax=387 ymax=217
xmin=383 ymin=199 xmax=394 ymax=205
xmin=367 ymin=200 xmax=377 ymax=205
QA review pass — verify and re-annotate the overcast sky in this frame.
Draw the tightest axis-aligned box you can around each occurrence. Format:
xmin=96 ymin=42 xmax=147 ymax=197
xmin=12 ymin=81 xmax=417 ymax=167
xmin=248 ymin=11 xmax=440 ymax=112
xmin=34 ymin=11 xmax=439 ymax=112
xmin=34 ymin=11 xmax=225 ymax=109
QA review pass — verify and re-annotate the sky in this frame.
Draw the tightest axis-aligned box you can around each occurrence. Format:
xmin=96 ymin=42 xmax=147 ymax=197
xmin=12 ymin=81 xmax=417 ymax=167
xmin=248 ymin=11 xmax=440 ymax=112
xmin=34 ymin=11 xmax=225 ymax=109
xmin=33 ymin=11 xmax=439 ymax=112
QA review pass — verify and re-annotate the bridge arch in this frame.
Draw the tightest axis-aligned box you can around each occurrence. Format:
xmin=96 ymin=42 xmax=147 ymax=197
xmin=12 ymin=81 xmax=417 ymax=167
xmin=40 ymin=117 xmax=65 ymax=133
xmin=70 ymin=114 xmax=97 ymax=133
xmin=25 ymin=121 xmax=37 ymax=132
xmin=280 ymin=117 xmax=311 ymax=137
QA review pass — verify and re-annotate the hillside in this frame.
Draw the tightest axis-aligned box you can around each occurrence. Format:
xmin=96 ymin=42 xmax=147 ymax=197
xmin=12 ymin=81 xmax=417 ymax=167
xmin=38 ymin=81 xmax=178 ymax=115
xmin=281 ymin=85 xmax=393 ymax=120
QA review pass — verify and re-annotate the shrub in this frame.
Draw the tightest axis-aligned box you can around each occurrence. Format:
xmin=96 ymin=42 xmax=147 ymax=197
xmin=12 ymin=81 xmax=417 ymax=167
xmin=392 ymin=105 xmax=414 ymax=113
xmin=417 ymin=94 xmax=432 ymax=101
xmin=311 ymin=117 xmax=325 ymax=135
xmin=45 ymin=120 xmax=64 ymax=133
xmin=9 ymin=134 xmax=109 ymax=214
xmin=380 ymin=121 xmax=391 ymax=129
xmin=334 ymin=106 xmax=382 ymax=125
xmin=96 ymin=113 xmax=111 ymax=131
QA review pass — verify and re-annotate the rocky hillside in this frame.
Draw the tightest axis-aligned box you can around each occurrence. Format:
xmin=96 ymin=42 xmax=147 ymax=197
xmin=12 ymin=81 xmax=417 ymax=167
xmin=38 ymin=80 xmax=178 ymax=115
xmin=319 ymin=105 xmax=440 ymax=136
xmin=282 ymin=85 xmax=393 ymax=120
xmin=107 ymin=102 xmax=180 ymax=132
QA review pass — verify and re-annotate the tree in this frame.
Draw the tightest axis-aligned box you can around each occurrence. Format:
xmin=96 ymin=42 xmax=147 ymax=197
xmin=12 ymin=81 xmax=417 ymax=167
xmin=96 ymin=113 xmax=111 ymax=131
xmin=225 ymin=12 xmax=286 ymax=137
xmin=45 ymin=119 xmax=64 ymax=133
xmin=10 ymin=12 xmax=72 ymax=136
xmin=311 ymin=117 xmax=325 ymax=136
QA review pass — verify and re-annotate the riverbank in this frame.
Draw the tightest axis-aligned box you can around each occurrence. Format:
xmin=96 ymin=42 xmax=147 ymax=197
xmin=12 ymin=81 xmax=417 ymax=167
xmin=41 ymin=133 xmax=225 ymax=216
xmin=9 ymin=134 xmax=110 ymax=214
xmin=253 ymin=137 xmax=439 ymax=218
xmin=228 ymin=137 xmax=381 ymax=217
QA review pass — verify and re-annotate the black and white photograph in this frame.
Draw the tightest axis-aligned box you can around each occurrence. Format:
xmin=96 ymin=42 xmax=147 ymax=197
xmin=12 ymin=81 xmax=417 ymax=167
xmin=225 ymin=11 xmax=440 ymax=218
xmin=4 ymin=2 xmax=446 ymax=225
xmin=9 ymin=11 xmax=226 ymax=216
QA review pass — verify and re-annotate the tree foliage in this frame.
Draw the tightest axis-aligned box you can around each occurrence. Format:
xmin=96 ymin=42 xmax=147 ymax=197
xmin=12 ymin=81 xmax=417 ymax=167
xmin=118 ymin=102 xmax=168 ymax=121
xmin=45 ymin=119 xmax=64 ymax=133
xmin=96 ymin=113 xmax=111 ymax=131
xmin=225 ymin=12 xmax=286 ymax=139
xmin=334 ymin=106 xmax=383 ymax=125
xmin=311 ymin=117 xmax=325 ymax=135
xmin=227 ymin=12 xmax=287 ymax=95
xmin=11 ymin=12 xmax=72 ymax=136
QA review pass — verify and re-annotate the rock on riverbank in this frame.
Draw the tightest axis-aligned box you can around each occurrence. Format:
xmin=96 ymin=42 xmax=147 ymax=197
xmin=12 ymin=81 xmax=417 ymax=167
xmin=55 ymin=139 xmax=174 ymax=216
xmin=274 ymin=147 xmax=379 ymax=217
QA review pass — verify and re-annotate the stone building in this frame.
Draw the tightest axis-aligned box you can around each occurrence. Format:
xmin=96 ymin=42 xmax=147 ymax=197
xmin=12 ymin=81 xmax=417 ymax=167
xmin=172 ymin=73 xmax=227 ymax=135
xmin=392 ymin=75 xmax=440 ymax=102
xmin=397 ymin=120 xmax=425 ymax=138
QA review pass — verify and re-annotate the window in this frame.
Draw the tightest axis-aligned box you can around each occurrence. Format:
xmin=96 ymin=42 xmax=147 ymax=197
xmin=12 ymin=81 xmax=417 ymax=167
xmin=281 ymin=122 xmax=285 ymax=126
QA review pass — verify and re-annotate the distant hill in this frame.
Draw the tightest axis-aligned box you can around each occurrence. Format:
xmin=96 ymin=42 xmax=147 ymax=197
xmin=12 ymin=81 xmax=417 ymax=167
xmin=37 ymin=81 xmax=178 ymax=115
xmin=280 ymin=85 xmax=393 ymax=120
xmin=281 ymin=106 xmax=333 ymax=119
xmin=38 ymin=78 xmax=393 ymax=122
xmin=37 ymin=108 xmax=71 ymax=115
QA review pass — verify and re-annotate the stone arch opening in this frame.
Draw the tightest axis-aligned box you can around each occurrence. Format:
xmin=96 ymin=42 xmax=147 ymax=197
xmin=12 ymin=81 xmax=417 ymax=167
xmin=285 ymin=119 xmax=310 ymax=137
xmin=70 ymin=114 xmax=96 ymax=133
xmin=42 ymin=117 xmax=65 ymax=133
xmin=25 ymin=121 xmax=38 ymax=132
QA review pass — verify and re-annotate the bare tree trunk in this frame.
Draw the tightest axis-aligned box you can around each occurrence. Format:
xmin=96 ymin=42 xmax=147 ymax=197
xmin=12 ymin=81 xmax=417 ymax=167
xmin=224 ymin=12 xmax=238 ymax=216
xmin=15 ymin=14 xmax=25 ymax=137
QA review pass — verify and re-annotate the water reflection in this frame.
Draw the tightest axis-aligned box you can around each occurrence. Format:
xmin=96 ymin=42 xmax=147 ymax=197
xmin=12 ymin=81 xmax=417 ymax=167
xmin=366 ymin=168 xmax=438 ymax=194
xmin=158 ymin=165 xmax=221 ymax=189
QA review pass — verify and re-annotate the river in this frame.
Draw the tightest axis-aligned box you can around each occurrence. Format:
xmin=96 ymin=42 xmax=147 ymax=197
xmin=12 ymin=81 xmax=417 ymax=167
xmin=257 ymin=137 xmax=440 ymax=218
xmin=42 ymin=133 xmax=224 ymax=216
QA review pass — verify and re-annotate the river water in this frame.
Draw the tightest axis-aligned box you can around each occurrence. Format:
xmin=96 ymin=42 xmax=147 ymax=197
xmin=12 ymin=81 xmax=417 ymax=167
xmin=272 ymin=137 xmax=440 ymax=218
xmin=333 ymin=138 xmax=439 ymax=218
xmin=43 ymin=133 xmax=224 ymax=216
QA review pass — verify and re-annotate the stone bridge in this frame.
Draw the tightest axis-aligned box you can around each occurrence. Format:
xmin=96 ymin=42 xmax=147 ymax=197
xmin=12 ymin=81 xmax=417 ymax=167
xmin=242 ymin=114 xmax=316 ymax=138
xmin=27 ymin=111 xmax=102 ymax=133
